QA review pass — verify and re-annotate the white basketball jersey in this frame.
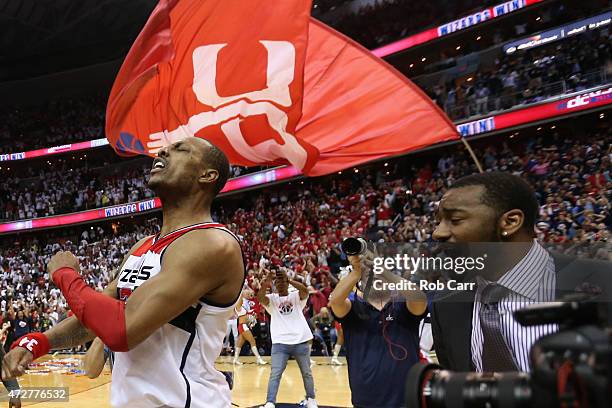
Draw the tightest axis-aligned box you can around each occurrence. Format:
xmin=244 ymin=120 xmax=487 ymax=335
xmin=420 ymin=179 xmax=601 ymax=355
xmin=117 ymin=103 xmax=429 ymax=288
xmin=111 ymin=222 xmax=243 ymax=408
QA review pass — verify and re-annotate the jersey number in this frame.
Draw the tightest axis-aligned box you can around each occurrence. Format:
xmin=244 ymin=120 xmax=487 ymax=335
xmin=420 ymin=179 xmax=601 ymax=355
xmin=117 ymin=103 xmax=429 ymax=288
xmin=119 ymin=265 xmax=153 ymax=284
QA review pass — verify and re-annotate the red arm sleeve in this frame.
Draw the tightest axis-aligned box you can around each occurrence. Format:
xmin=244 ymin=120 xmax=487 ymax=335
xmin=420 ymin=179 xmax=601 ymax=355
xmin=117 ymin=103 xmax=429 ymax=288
xmin=53 ymin=267 xmax=128 ymax=351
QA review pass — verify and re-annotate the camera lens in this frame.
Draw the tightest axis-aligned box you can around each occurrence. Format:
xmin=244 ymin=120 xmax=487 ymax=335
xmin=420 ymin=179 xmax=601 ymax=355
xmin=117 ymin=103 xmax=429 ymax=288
xmin=341 ymin=237 xmax=367 ymax=255
xmin=406 ymin=364 xmax=532 ymax=408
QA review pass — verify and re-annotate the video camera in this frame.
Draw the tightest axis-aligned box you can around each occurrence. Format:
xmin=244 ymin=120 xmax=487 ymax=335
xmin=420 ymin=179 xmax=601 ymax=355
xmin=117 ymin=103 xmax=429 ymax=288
xmin=405 ymin=297 xmax=610 ymax=408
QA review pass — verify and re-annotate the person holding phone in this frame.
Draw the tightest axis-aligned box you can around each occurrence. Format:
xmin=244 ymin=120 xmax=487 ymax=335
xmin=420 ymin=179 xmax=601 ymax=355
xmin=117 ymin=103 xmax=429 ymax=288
xmin=256 ymin=267 xmax=317 ymax=408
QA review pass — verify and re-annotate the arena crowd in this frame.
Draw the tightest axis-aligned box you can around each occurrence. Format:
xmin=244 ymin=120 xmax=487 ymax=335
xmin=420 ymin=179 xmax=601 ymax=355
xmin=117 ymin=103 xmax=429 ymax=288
xmin=426 ymin=29 xmax=611 ymax=120
xmin=1 ymin=128 xmax=609 ymax=355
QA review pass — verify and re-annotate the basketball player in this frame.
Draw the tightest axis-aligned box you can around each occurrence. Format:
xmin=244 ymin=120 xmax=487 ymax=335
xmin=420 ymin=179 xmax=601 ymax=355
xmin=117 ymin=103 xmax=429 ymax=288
xmin=233 ymin=289 xmax=266 ymax=365
xmin=1 ymin=138 xmax=245 ymax=408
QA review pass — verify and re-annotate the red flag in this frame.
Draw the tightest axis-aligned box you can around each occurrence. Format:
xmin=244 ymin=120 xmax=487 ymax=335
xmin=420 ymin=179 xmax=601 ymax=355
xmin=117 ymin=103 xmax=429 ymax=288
xmin=300 ymin=20 xmax=457 ymax=175
xmin=106 ymin=0 xmax=458 ymax=176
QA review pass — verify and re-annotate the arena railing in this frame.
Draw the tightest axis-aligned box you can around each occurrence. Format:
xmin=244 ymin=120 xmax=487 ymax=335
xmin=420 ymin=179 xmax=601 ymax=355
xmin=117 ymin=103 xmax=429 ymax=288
xmin=444 ymin=69 xmax=610 ymax=122
xmin=453 ymin=82 xmax=611 ymax=137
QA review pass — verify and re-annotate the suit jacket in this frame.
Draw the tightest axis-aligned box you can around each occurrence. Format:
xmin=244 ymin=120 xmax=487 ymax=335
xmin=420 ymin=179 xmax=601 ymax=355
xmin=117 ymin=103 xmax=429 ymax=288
xmin=430 ymin=252 xmax=611 ymax=371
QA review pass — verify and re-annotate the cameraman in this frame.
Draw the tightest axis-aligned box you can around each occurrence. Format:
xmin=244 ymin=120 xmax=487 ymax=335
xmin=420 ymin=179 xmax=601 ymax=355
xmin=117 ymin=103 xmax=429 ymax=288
xmin=329 ymin=255 xmax=427 ymax=408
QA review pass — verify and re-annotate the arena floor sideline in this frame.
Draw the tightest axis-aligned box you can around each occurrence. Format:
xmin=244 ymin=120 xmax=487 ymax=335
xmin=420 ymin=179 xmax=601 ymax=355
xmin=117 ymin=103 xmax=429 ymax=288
xmin=8 ymin=355 xmax=352 ymax=407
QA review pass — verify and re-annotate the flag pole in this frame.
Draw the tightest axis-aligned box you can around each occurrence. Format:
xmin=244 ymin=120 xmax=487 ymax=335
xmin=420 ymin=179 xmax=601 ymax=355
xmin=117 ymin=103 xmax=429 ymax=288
xmin=460 ymin=137 xmax=484 ymax=173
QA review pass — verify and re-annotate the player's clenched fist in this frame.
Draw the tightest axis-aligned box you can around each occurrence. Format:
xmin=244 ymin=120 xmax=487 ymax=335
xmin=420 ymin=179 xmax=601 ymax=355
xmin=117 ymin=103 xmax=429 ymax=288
xmin=47 ymin=250 xmax=80 ymax=278
xmin=1 ymin=346 xmax=33 ymax=380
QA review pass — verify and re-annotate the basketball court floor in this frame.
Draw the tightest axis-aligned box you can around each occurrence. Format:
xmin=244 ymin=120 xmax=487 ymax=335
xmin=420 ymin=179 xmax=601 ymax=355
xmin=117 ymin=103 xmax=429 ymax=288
xmin=8 ymin=355 xmax=352 ymax=408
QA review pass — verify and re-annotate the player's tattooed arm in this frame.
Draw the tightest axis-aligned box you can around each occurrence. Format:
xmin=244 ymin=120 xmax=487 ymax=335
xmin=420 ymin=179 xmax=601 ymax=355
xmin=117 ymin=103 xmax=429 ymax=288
xmin=45 ymin=234 xmax=153 ymax=350
xmin=1 ymin=236 xmax=151 ymax=380
xmin=46 ymin=276 xmax=120 ymax=350
xmin=1 ymin=282 xmax=119 ymax=381
xmin=46 ymin=317 xmax=96 ymax=350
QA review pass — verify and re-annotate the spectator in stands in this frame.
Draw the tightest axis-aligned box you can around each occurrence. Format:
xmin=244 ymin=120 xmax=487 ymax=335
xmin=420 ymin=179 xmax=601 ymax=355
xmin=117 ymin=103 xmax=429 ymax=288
xmin=0 ymin=125 xmax=608 ymax=364
xmin=430 ymin=30 xmax=611 ymax=120
xmin=11 ymin=311 xmax=30 ymax=341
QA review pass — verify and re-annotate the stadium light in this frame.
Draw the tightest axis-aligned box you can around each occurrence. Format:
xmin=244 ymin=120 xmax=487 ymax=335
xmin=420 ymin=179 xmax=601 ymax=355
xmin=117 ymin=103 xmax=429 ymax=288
xmin=476 ymin=36 xmax=482 ymax=40
xmin=421 ymin=57 xmax=426 ymax=62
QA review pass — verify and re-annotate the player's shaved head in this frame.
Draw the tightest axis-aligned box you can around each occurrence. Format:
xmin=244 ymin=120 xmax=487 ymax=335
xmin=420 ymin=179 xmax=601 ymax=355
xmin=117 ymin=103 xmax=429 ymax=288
xmin=191 ymin=138 xmax=230 ymax=196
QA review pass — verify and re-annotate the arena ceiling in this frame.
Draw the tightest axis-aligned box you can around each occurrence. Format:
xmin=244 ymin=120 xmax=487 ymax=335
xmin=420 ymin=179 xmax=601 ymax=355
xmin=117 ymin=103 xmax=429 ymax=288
xmin=0 ymin=0 xmax=342 ymax=82
xmin=0 ymin=0 xmax=157 ymax=81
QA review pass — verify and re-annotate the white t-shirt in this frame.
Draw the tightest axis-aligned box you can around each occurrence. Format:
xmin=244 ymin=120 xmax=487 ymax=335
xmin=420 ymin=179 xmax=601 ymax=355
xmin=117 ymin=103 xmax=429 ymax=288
xmin=264 ymin=291 xmax=313 ymax=345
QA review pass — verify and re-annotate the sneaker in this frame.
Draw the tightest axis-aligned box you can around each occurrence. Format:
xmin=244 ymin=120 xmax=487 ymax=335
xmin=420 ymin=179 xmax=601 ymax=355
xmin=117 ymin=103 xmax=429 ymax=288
xmin=331 ymin=357 xmax=345 ymax=365
xmin=259 ymin=402 xmax=275 ymax=408
xmin=232 ymin=358 xmax=243 ymax=365
xmin=306 ymin=398 xmax=318 ymax=408
xmin=256 ymin=358 xmax=268 ymax=365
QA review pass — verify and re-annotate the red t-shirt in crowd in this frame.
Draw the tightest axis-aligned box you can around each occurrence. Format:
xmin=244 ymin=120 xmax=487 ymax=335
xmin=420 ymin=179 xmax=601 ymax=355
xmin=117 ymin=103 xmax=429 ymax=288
xmin=377 ymin=206 xmax=392 ymax=220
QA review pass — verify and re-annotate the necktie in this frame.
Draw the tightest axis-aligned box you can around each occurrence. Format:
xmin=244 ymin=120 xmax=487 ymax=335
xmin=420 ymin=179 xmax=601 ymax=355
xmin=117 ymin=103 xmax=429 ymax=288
xmin=480 ymin=284 xmax=518 ymax=372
